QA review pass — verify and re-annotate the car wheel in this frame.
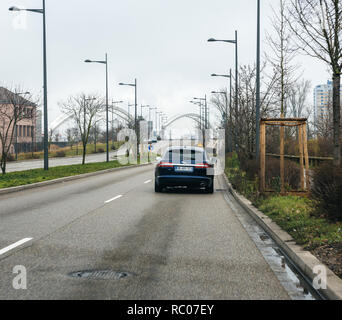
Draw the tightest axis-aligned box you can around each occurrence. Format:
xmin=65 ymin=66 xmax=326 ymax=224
xmin=206 ymin=183 xmax=214 ymax=194
xmin=155 ymin=181 xmax=162 ymax=193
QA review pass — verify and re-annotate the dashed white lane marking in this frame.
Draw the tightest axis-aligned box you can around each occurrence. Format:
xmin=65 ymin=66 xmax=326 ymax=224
xmin=105 ymin=195 xmax=123 ymax=204
xmin=0 ymin=238 xmax=33 ymax=256
xmin=144 ymin=180 xmax=152 ymax=184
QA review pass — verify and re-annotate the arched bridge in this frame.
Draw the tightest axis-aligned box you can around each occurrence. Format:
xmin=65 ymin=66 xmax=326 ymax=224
xmin=162 ymin=113 xmax=212 ymax=130
xmin=50 ymin=106 xmax=135 ymax=131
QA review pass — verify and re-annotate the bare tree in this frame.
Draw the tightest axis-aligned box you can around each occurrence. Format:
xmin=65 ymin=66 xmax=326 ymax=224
xmin=286 ymin=0 xmax=342 ymax=166
xmin=267 ymin=0 xmax=298 ymax=117
xmin=89 ymin=118 xmax=102 ymax=153
xmin=286 ymin=79 xmax=312 ymax=140
xmin=60 ymin=93 xmax=104 ymax=164
xmin=287 ymin=79 xmax=311 ymax=118
xmin=0 ymin=86 xmax=36 ymax=174
xmin=211 ymin=64 xmax=278 ymax=157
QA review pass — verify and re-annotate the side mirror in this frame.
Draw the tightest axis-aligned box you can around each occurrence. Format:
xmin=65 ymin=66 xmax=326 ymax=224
xmin=156 ymin=157 xmax=162 ymax=162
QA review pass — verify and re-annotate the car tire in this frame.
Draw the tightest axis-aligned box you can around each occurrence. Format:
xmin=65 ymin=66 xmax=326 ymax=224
xmin=206 ymin=183 xmax=214 ymax=194
xmin=155 ymin=181 xmax=162 ymax=193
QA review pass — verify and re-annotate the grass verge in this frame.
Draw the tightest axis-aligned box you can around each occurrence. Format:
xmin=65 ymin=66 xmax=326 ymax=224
xmin=258 ymin=196 xmax=342 ymax=250
xmin=0 ymin=160 xmax=132 ymax=189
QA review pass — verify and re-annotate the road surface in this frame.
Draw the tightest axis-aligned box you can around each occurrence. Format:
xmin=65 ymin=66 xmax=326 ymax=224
xmin=0 ymin=164 xmax=312 ymax=300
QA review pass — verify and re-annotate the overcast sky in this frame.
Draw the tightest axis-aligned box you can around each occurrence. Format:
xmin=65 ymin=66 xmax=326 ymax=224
xmin=0 ymin=0 xmax=330 ymax=135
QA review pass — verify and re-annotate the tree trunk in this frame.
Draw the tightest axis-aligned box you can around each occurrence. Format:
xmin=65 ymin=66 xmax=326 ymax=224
xmin=1 ymin=155 xmax=6 ymax=174
xmin=82 ymin=144 xmax=86 ymax=165
xmin=332 ymin=73 xmax=341 ymax=167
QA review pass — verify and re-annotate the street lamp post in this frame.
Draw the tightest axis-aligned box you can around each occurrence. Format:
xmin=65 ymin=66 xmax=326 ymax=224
xmin=154 ymin=108 xmax=158 ymax=138
xmin=10 ymin=2 xmax=49 ymax=170
xmin=85 ymin=54 xmax=109 ymax=162
xmin=158 ymin=112 xmax=162 ymax=134
xmin=156 ymin=111 xmax=163 ymax=136
xmin=190 ymin=100 xmax=202 ymax=131
xmin=211 ymin=70 xmax=233 ymax=152
xmin=194 ymin=97 xmax=207 ymax=129
xmin=119 ymin=79 xmax=139 ymax=157
xmin=193 ymin=97 xmax=207 ymax=147
xmin=149 ymin=107 xmax=157 ymax=139
xmin=208 ymin=31 xmax=238 ymax=127
xmin=256 ymin=0 xmax=261 ymax=158
xmin=140 ymin=105 xmax=150 ymax=118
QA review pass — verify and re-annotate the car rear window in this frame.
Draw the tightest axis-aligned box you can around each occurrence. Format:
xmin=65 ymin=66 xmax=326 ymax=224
xmin=163 ymin=149 xmax=206 ymax=164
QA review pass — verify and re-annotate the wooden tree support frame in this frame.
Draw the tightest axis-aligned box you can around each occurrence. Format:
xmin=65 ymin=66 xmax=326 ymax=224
xmin=259 ymin=118 xmax=310 ymax=195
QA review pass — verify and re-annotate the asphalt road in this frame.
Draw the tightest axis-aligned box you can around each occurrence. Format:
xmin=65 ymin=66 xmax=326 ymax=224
xmin=0 ymin=164 xmax=295 ymax=300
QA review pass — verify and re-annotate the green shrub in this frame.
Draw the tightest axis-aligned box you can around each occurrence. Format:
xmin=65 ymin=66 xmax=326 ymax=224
xmin=311 ymin=163 xmax=342 ymax=222
xmin=225 ymin=153 xmax=259 ymax=202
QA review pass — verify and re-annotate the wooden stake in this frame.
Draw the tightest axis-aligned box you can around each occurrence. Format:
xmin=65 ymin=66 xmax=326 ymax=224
xmin=303 ymin=123 xmax=310 ymax=190
xmin=298 ymin=124 xmax=305 ymax=190
xmin=260 ymin=121 xmax=266 ymax=192
xmin=280 ymin=115 xmax=285 ymax=194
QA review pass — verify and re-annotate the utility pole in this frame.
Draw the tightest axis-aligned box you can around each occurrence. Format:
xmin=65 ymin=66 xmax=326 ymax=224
xmin=256 ymin=0 xmax=261 ymax=158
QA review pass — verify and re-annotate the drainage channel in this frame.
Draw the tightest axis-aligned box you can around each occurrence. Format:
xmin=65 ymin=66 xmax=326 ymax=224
xmin=221 ymin=179 xmax=325 ymax=300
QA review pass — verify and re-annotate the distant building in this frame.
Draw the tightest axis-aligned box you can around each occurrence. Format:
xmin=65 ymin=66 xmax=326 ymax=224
xmin=0 ymin=87 xmax=37 ymax=155
xmin=314 ymin=80 xmax=342 ymax=130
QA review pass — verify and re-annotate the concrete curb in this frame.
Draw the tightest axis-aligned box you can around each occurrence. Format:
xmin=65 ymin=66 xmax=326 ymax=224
xmin=221 ymin=174 xmax=342 ymax=300
xmin=0 ymin=163 xmax=153 ymax=196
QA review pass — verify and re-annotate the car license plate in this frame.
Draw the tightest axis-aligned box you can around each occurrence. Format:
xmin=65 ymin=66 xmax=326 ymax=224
xmin=175 ymin=166 xmax=193 ymax=173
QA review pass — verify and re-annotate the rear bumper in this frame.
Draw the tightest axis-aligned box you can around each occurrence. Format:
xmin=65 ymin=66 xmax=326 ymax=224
xmin=156 ymin=175 xmax=213 ymax=188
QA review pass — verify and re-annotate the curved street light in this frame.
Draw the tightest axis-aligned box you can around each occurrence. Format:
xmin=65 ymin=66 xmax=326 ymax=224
xmin=10 ymin=1 xmax=48 ymax=170
xmin=211 ymin=69 xmax=233 ymax=152
xmin=84 ymin=54 xmax=109 ymax=162
xmin=208 ymin=31 xmax=238 ymax=126
xmin=193 ymin=96 xmax=208 ymax=130
xmin=119 ymin=79 xmax=139 ymax=156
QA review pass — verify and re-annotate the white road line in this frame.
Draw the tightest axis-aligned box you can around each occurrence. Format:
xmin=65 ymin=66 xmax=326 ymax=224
xmin=105 ymin=195 xmax=123 ymax=204
xmin=0 ymin=238 xmax=33 ymax=256
xmin=144 ymin=179 xmax=152 ymax=184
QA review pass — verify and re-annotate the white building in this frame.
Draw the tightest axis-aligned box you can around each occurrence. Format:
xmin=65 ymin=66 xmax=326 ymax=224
xmin=314 ymin=80 xmax=342 ymax=131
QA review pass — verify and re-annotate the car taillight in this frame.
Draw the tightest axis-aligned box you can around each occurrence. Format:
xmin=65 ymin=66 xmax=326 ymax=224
xmin=157 ymin=162 xmax=174 ymax=168
xmin=196 ymin=163 xmax=211 ymax=168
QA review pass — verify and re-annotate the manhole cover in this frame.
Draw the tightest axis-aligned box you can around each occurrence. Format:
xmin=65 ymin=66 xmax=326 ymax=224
xmin=68 ymin=270 xmax=132 ymax=280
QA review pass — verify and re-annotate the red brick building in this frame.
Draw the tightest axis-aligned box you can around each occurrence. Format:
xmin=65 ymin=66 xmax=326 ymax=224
xmin=0 ymin=87 xmax=37 ymax=156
